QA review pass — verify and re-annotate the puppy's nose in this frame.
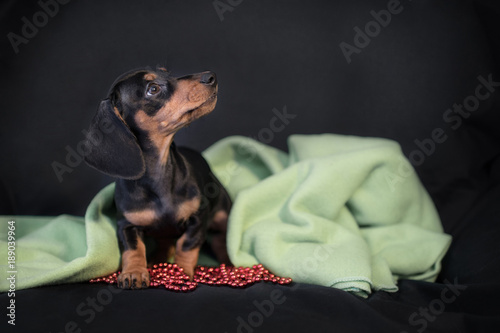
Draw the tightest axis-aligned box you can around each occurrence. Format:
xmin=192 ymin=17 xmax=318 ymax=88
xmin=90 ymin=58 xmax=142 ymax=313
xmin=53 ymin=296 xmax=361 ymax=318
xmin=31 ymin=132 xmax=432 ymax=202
xmin=200 ymin=71 xmax=217 ymax=86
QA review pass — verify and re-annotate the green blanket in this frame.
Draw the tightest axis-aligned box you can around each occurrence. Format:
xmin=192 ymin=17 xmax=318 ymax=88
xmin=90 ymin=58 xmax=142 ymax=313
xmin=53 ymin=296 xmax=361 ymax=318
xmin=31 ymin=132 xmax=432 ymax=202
xmin=203 ymin=134 xmax=451 ymax=297
xmin=0 ymin=185 xmax=120 ymax=292
xmin=0 ymin=134 xmax=451 ymax=297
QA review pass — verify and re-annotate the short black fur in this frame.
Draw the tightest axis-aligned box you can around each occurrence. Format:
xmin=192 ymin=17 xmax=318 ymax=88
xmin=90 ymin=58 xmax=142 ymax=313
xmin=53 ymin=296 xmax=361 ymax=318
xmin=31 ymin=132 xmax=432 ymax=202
xmin=84 ymin=68 xmax=231 ymax=289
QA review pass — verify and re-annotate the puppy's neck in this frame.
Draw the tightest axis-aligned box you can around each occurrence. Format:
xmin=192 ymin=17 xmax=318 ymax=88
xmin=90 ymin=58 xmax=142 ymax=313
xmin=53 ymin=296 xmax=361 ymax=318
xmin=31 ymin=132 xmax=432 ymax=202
xmin=133 ymin=110 xmax=178 ymax=176
xmin=156 ymin=134 xmax=175 ymax=167
xmin=144 ymin=133 xmax=175 ymax=178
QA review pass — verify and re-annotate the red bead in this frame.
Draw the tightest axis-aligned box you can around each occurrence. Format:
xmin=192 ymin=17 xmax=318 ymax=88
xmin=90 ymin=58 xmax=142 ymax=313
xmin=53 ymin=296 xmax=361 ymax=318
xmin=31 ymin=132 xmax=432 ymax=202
xmin=90 ymin=262 xmax=291 ymax=290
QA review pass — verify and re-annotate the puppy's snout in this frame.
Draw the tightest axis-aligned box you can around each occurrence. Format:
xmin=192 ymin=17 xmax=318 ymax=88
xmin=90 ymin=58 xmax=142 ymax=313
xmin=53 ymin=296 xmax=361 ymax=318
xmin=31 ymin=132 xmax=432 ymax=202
xmin=200 ymin=71 xmax=217 ymax=86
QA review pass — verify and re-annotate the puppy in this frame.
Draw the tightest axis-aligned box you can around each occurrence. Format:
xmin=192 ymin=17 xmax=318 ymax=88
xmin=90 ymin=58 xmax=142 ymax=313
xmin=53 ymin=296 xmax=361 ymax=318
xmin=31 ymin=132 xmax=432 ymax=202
xmin=84 ymin=67 xmax=231 ymax=289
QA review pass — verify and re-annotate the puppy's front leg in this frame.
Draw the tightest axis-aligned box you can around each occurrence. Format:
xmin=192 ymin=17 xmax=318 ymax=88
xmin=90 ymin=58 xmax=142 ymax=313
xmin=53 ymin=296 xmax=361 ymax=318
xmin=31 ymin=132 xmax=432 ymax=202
xmin=117 ymin=220 xmax=149 ymax=289
xmin=175 ymin=234 xmax=201 ymax=279
xmin=175 ymin=216 xmax=203 ymax=279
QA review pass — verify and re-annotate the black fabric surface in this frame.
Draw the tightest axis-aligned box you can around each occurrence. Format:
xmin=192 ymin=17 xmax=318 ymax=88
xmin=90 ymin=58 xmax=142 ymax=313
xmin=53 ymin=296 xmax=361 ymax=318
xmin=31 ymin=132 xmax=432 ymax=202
xmin=1 ymin=0 xmax=499 ymax=332
xmin=3 ymin=279 xmax=499 ymax=333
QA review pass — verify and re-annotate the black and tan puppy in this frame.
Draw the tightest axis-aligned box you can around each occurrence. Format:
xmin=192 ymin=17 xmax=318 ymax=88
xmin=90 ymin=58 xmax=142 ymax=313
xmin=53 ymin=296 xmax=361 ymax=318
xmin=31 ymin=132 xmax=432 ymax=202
xmin=84 ymin=67 xmax=231 ymax=289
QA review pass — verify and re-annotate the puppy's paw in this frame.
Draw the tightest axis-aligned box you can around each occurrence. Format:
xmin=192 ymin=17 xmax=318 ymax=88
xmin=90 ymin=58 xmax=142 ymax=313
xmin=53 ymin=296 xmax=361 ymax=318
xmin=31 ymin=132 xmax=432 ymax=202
xmin=117 ymin=268 xmax=150 ymax=289
xmin=180 ymin=265 xmax=195 ymax=281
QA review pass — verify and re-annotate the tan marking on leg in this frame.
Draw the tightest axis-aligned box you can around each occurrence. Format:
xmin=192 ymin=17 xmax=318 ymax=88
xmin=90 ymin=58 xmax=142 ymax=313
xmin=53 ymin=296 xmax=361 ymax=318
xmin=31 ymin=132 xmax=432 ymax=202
xmin=118 ymin=238 xmax=149 ymax=289
xmin=175 ymin=233 xmax=200 ymax=279
xmin=166 ymin=241 xmax=176 ymax=262
xmin=123 ymin=208 xmax=158 ymax=226
xmin=175 ymin=196 xmax=201 ymax=222
xmin=211 ymin=210 xmax=229 ymax=230
xmin=210 ymin=210 xmax=231 ymax=264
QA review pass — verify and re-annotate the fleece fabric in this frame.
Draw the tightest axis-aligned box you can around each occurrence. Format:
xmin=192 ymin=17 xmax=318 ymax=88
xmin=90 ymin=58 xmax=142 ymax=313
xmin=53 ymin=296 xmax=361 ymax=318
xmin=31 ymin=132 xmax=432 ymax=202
xmin=203 ymin=134 xmax=452 ymax=297
xmin=0 ymin=134 xmax=451 ymax=297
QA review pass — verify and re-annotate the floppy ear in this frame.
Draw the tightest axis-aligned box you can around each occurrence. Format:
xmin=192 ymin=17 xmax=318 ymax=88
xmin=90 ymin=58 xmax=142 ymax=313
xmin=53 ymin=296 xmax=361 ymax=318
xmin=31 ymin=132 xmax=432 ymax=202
xmin=83 ymin=99 xmax=146 ymax=179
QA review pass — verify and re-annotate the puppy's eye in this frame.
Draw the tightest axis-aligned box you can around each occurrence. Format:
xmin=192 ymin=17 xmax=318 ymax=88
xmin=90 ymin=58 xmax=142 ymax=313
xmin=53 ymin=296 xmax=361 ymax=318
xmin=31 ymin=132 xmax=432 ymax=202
xmin=146 ymin=83 xmax=161 ymax=96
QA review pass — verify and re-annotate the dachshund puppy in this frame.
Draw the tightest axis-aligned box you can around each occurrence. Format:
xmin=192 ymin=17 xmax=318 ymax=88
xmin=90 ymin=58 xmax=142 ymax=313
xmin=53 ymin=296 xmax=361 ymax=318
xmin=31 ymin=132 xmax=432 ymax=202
xmin=84 ymin=67 xmax=231 ymax=289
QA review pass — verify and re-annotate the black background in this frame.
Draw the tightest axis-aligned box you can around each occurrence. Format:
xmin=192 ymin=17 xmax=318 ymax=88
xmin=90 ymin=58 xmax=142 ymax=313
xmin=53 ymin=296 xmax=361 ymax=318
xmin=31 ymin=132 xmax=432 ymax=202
xmin=1 ymin=0 xmax=500 ymax=332
xmin=1 ymin=0 xmax=498 ymax=219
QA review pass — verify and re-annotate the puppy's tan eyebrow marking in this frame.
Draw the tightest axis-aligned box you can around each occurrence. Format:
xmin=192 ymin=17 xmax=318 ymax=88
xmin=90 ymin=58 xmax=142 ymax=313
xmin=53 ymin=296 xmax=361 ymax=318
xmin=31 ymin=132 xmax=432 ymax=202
xmin=144 ymin=73 xmax=157 ymax=81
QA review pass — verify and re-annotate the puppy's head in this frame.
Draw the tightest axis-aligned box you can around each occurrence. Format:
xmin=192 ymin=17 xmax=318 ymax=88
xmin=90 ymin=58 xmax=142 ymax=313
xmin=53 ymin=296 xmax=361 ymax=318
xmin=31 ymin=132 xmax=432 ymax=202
xmin=83 ymin=68 xmax=218 ymax=179
xmin=111 ymin=68 xmax=218 ymax=134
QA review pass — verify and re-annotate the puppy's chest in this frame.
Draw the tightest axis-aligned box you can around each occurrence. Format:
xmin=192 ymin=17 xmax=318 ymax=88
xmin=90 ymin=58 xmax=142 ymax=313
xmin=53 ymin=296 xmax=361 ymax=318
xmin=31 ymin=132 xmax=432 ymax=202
xmin=117 ymin=181 xmax=201 ymax=228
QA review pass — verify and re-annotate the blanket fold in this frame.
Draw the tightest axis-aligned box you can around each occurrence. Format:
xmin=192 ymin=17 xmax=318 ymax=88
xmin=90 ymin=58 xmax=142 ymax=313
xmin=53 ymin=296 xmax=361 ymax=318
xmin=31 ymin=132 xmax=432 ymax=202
xmin=203 ymin=134 xmax=451 ymax=297
xmin=0 ymin=184 xmax=120 ymax=291
xmin=1 ymin=134 xmax=451 ymax=297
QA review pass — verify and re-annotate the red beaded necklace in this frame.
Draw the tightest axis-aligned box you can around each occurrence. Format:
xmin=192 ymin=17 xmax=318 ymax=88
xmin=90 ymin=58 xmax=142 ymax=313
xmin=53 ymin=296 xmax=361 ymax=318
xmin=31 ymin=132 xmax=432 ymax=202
xmin=90 ymin=263 xmax=292 ymax=291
